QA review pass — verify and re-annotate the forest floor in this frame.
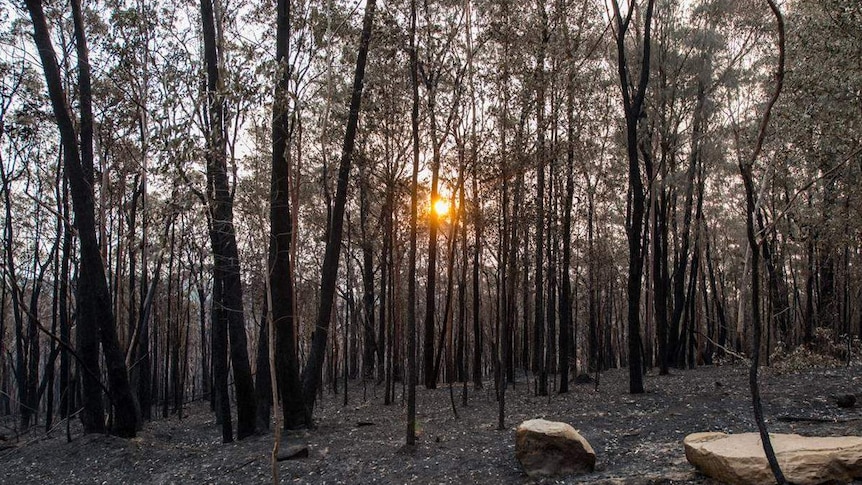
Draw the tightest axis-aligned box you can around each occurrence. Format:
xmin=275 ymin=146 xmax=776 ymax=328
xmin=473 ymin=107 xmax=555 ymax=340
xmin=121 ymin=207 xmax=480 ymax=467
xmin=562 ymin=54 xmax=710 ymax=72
xmin=2 ymin=358 xmax=861 ymax=484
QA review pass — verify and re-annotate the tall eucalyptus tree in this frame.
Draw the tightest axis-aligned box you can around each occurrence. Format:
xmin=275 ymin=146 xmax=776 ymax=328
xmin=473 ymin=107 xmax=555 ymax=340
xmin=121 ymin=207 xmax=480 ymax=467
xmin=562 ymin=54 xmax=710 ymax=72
xmin=25 ymin=0 xmax=139 ymax=437
xmin=610 ymin=0 xmax=656 ymax=394
xmin=199 ymin=0 xmax=256 ymax=442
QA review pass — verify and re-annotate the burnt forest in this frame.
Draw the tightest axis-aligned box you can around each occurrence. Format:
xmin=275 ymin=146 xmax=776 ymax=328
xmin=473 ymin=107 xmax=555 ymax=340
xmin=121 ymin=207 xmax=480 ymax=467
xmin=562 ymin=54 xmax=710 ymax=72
xmin=0 ymin=0 xmax=860 ymax=483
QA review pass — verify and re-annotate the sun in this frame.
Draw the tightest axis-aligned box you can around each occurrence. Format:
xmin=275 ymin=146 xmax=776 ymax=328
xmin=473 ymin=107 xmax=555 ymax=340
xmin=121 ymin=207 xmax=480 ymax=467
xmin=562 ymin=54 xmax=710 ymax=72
xmin=432 ymin=198 xmax=451 ymax=218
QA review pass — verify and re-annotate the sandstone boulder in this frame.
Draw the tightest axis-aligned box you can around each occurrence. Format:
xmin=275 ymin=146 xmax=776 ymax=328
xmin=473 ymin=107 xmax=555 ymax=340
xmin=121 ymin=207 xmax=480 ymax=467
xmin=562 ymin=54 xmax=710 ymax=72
xmin=685 ymin=432 xmax=862 ymax=485
xmin=515 ymin=419 xmax=596 ymax=478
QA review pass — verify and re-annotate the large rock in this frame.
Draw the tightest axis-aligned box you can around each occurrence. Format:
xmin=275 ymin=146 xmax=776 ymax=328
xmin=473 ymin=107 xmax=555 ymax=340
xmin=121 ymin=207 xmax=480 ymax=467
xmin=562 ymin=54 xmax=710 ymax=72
xmin=515 ymin=419 xmax=596 ymax=478
xmin=685 ymin=432 xmax=862 ymax=485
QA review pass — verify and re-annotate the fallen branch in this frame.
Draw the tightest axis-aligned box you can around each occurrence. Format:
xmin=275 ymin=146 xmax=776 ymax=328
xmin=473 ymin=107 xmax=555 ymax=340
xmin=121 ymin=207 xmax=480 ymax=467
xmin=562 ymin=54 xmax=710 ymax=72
xmin=778 ymin=415 xmax=862 ymax=424
xmin=695 ymin=330 xmax=750 ymax=364
xmin=777 ymin=415 xmax=833 ymax=423
xmin=226 ymin=457 xmax=258 ymax=474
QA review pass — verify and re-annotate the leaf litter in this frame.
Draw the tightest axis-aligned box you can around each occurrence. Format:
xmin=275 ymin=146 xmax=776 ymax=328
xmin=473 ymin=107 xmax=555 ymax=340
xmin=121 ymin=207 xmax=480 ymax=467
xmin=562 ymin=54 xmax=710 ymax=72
xmin=1 ymin=362 xmax=860 ymax=484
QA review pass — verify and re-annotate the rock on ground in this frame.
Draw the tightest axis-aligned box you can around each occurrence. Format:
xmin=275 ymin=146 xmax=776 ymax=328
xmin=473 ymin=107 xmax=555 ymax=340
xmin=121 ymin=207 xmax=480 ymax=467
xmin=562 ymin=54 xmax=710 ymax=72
xmin=684 ymin=431 xmax=862 ymax=485
xmin=515 ymin=418 xmax=596 ymax=478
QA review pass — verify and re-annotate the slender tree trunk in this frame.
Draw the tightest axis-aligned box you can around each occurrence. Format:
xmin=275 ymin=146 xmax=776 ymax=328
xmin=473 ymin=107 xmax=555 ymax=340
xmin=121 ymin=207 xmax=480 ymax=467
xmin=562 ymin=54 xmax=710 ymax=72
xmin=666 ymin=80 xmax=706 ymax=368
xmin=125 ymin=176 xmax=142 ymax=413
xmin=377 ymin=209 xmax=388 ymax=386
xmin=46 ymin=229 xmax=59 ymax=430
xmin=587 ymin=190 xmax=598 ymax=373
xmin=424 ymin=100 xmax=441 ymax=390
xmin=503 ymin=169 xmax=516 ymax=385
xmin=135 ymin=218 xmax=170 ymax=422
xmin=26 ymin=0 xmax=139 ymax=437
xmin=740 ymin=2 xmax=787 ymax=481
xmin=546 ymin=163 xmax=558 ymax=382
xmin=0 ymin=261 xmax=6 ymax=417
xmin=433 ymin=164 xmax=465 ymax=384
xmin=359 ymin=167 xmax=377 ymax=381
xmin=178 ymin=296 xmax=191 ymax=417
xmin=58 ymin=175 xmax=72 ymax=420
xmin=194 ymin=263 xmax=210 ymax=403
xmin=652 ymin=176 xmax=670 ymax=374
xmin=255 ymin=297 xmax=272 ymax=430
xmin=521 ymin=202 xmax=531 ymax=373
xmin=2 ymin=165 xmax=28 ymax=427
xmin=127 ymin=0 xmax=152 ymax=370
xmin=300 ymin=0 xmax=377 ymax=414
xmin=270 ymin=0 xmax=308 ymax=430
xmin=381 ymin=191 xmax=392 ymax=402
xmin=457 ymin=183 xmax=468 ymax=383
xmin=163 ymin=221 xmax=176 ymax=419
xmin=533 ymin=0 xmax=549 ymax=396
xmin=348 ymin=248 xmax=360 ymax=383
xmin=200 ymin=0 xmax=256 ymax=441
xmin=559 ymin=78 xmax=576 ymax=394
xmin=804 ymin=231 xmax=815 ymax=345
xmin=703 ymin=225 xmax=727 ymax=357
xmin=26 ymin=202 xmax=57 ymax=428
xmin=611 ymin=0 xmax=655 ymax=394
xmin=47 ymin=170 xmax=68 ymax=427
xmin=406 ymin=0 xmax=420 ymax=445
xmin=138 ymin=173 xmax=152 ymax=418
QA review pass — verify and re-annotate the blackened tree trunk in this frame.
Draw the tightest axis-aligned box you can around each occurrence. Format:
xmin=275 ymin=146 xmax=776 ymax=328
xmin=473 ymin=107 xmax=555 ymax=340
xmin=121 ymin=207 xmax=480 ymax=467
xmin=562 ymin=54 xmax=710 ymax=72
xmin=46 ymin=197 xmax=62 ymax=430
xmin=200 ymin=0 xmax=256 ymax=441
xmin=199 ymin=295 xmax=210 ymax=403
xmin=134 ymin=215 xmax=172 ymax=422
xmin=423 ymin=94 xmax=441 ymax=391
xmin=359 ymin=170 xmax=377 ymax=381
xmin=58 ymin=175 xmax=72 ymax=420
xmin=804 ymin=232 xmax=815 ymax=345
xmin=25 ymin=227 xmax=41 ymax=429
xmin=668 ymin=77 xmax=707 ymax=368
xmin=503 ymin=169 xmax=518 ymax=386
xmin=817 ymin=173 xmax=837 ymax=332
xmin=270 ymin=0 xmax=308 ymax=430
xmin=586 ymin=187 xmax=598 ymax=373
xmin=380 ymin=190 xmax=392 ymax=400
xmin=432 ymin=164 xmax=465 ymax=385
xmin=533 ymin=0 xmax=549 ymax=397
xmin=163 ymin=221 xmax=177 ymax=419
xmin=255 ymin=299 xmax=272 ymax=430
xmin=652 ymin=188 xmax=670 ymax=373
xmin=210 ymin=268 xmax=231 ymax=441
xmin=406 ymin=0 xmax=420 ymax=445
xmin=760 ymin=222 xmax=790 ymax=344
xmin=610 ymin=0 xmax=655 ymax=394
xmin=456 ymin=180 xmax=468 ymax=383
xmin=739 ymin=1 xmax=788 ymax=482
xmin=520 ymin=189 xmax=531 ymax=372
xmin=125 ymin=176 xmax=143 ymax=418
xmin=26 ymin=209 xmax=58 ymax=428
xmin=300 ymin=0 xmax=377 ymax=415
xmin=377 ymin=198 xmax=388 ymax=385
xmin=25 ymin=0 xmax=139 ymax=437
xmin=2 ymin=164 xmax=28 ymax=427
xmin=137 ymin=176 xmax=153 ymax=420
xmin=559 ymin=78 xmax=576 ymax=394
xmin=703 ymin=225 xmax=728 ymax=357
xmin=0 ymin=283 xmax=8 ymax=417
xmin=475 ymin=86 xmax=488 ymax=390
xmin=473 ymin=180 xmax=484 ymax=388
